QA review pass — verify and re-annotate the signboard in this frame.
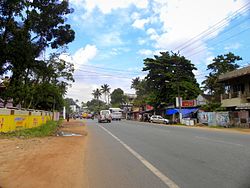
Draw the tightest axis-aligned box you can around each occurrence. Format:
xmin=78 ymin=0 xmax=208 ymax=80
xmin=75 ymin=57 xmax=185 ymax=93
xmin=146 ymin=105 xmax=154 ymax=111
xmin=182 ymin=100 xmax=197 ymax=107
xmin=176 ymin=97 xmax=197 ymax=107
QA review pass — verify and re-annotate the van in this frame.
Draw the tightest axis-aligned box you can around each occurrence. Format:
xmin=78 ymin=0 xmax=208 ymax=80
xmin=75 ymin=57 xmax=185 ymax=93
xmin=98 ymin=110 xmax=112 ymax=123
xmin=109 ymin=108 xmax=122 ymax=120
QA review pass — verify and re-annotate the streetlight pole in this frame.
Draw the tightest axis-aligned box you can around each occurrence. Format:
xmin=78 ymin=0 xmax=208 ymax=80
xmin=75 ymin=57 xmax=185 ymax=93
xmin=177 ymin=83 xmax=182 ymax=123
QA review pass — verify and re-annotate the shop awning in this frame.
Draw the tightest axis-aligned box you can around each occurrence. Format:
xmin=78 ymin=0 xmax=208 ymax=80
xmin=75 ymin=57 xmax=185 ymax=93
xmin=166 ymin=108 xmax=198 ymax=117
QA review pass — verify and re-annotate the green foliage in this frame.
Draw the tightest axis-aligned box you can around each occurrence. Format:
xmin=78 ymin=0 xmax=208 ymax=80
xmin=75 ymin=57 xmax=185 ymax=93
xmin=0 ymin=120 xmax=61 ymax=138
xmin=139 ymin=51 xmax=200 ymax=109
xmin=92 ymin=89 xmax=102 ymax=100
xmin=131 ymin=77 xmax=149 ymax=107
xmin=86 ymin=99 xmax=108 ymax=112
xmin=0 ymin=0 xmax=75 ymax=111
xmin=110 ymin=88 xmax=126 ymax=107
xmin=202 ymin=52 xmax=242 ymax=101
xmin=101 ymin=84 xmax=111 ymax=104
xmin=200 ymin=102 xmax=226 ymax=112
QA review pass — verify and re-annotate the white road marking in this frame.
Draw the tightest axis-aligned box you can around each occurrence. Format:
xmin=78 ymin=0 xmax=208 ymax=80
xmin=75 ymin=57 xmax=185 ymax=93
xmin=195 ymin=136 xmax=244 ymax=147
xmin=99 ymin=125 xmax=179 ymax=188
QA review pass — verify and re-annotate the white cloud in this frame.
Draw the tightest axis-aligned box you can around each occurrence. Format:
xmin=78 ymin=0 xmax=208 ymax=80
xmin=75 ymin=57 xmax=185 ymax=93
xmin=138 ymin=49 xmax=154 ymax=56
xmin=205 ymin=56 xmax=214 ymax=66
xmin=146 ymin=0 xmax=245 ymax=61
xmin=66 ymin=83 xmax=99 ymax=102
xmin=94 ymin=32 xmax=123 ymax=47
xmin=60 ymin=44 xmax=98 ymax=70
xmin=132 ymin=18 xmax=150 ymax=29
xmin=224 ymin=42 xmax=241 ymax=50
xmin=71 ymin=0 xmax=148 ymax=14
xmin=138 ymin=38 xmax=147 ymax=45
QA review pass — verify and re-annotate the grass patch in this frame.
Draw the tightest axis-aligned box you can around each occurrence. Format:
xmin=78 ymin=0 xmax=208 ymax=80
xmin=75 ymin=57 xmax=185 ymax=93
xmin=208 ymin=125 xmax=224 ymax=129
xmin=0 ymin=120 xmax=62 ymax=139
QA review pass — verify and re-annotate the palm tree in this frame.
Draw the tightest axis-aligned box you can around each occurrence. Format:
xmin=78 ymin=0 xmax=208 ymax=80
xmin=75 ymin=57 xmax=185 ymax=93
xmin=101 ymin=84 xmax=111 ymax=104
xmin=92 ymin=89 xmax=102 ymax=101
xmin=92 ymin=88 xmax=102 ymax=110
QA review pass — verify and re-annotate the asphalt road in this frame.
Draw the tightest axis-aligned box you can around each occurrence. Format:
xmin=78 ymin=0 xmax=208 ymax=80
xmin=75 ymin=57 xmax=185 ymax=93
xmin=84 ymin=119 xmax=250 ymax=188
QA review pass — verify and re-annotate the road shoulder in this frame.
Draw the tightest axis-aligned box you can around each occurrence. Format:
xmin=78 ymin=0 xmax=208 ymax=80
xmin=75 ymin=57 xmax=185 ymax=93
xmin=0 ymin=120 xmax=88 ymax=188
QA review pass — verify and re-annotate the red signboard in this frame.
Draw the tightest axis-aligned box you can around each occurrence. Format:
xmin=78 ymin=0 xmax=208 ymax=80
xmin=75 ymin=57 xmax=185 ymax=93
xmin=181 ymin=100 xmax=196 ymax=107
xmin=146 ymin=105 xmax=154 ymax=111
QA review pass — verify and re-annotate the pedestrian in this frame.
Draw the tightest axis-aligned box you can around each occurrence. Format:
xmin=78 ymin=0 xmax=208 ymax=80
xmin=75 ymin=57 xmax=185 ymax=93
xmin=66 ymin=114 xmax=70 ymax=122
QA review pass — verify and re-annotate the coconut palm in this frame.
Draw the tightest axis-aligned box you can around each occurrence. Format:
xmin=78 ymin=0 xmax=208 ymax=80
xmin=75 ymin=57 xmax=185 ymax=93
xmin=92 ymin=88 xmax=102 ymax=110
xmin=101 ymin=84 xmax=111 ymax=104
xmin=92 ymin=89 xmax=102 ymax=101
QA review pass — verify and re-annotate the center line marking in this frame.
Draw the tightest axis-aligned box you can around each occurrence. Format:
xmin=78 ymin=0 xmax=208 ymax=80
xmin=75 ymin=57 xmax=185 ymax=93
xmin=99 ymin=125 xmax=179 ymax=188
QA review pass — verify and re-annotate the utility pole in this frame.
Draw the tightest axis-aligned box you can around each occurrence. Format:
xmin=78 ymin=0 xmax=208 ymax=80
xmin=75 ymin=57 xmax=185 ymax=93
xmin=177 ymin=83 xmax=182 ymax=123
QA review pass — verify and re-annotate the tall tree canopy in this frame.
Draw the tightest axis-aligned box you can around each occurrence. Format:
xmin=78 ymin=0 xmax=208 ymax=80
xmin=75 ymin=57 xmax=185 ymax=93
xmin=101 ymin=84 xmax=111 ymax=104
xmin=0 ymin=0 xmax=75 ymax=110
xmin=110 ymin=88 xmax=126 ymax=107
xmin=202 ymin=52 xmax=242 ymax=101
xmin=141 ymin=52 xmax=200 ymax=109
xmin=131 ymin=77 xmax=149 ymax=107
xmin=92 ymin=89 xmax=102 ymax=101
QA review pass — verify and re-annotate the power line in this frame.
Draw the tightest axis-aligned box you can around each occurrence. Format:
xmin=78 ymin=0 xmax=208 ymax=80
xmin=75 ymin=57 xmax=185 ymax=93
xmin=187 ymin=26 xmax=250 ymax=58
xmin=80 ymin=64 xmax=142 ymax=74
xmin=173 ymin=2 xmax=250 ymax=52
xmin=183 ymin=16 xmax=250 ymax=55
xmin=76 ymin=69 xmax=144 ymax=77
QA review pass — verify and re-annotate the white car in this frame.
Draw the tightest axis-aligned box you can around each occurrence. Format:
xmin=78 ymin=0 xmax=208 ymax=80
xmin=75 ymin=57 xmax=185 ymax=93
xmin=150 ymin=115 xmax=169 ymax=124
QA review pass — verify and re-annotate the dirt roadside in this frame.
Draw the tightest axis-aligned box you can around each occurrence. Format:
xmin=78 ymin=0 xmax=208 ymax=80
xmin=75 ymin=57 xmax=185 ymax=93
xmin=0 ymin=120 xmax=88 ymax=188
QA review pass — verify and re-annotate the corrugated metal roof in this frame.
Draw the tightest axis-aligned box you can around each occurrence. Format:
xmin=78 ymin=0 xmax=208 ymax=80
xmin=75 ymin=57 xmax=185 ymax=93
xmin=218 ymin=66 xmax=250 ymax=82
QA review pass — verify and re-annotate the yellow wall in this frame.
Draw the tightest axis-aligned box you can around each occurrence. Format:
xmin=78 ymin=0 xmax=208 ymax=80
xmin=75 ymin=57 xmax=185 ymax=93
xmin=0 ymin=109 xmax=53 ymax=133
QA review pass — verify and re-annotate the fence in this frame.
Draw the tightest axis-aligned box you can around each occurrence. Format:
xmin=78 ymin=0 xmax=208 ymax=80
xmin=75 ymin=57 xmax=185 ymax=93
xmin=198 ymin=111 xmax=250 ymax=128
xmin=198 ymin=112 xmax=230 ymax=127
xmin=0 ymin=108 xmax=58 ymax=133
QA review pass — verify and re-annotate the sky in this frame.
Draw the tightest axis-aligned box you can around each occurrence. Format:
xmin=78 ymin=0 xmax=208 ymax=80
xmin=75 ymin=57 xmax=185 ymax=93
xmin=61 ymin=0 xmax=250 ymax=103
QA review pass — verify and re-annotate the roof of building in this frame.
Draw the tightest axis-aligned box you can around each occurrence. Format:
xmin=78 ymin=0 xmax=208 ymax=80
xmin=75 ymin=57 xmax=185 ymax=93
xmin=218 ymin=65 xmax=250 ymax=82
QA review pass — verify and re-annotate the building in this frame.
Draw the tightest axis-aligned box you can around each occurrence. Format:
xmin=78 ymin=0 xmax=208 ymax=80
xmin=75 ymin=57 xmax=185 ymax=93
xmin=218 ymin=66 xmax=250 ymax=127
xmin=218 ymin=66 xmax=250 ymax=110
xmin=196 ymin=94 xmax=212 ymax=106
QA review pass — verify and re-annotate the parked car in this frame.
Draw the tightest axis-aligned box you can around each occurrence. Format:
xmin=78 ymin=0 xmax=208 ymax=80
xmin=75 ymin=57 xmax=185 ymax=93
xmin=150 ymin=115 xmax=169 ymax=124
xmin=98 ymin=110 xmax=112 ymax=123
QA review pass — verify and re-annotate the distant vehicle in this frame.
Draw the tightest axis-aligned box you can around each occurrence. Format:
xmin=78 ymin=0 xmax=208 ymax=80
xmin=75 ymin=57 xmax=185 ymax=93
xmin=82 ymin=113 xmax=88 ymax=119
xmin=87 ymin=113 xmax=94 ymax=120
xmin=109 ymin=108 xmax=122 ymax=120
xmin=98 ymin=110 xmax=112 ymax=123
xmin=150 ymin=115 xmax=169 ymax=124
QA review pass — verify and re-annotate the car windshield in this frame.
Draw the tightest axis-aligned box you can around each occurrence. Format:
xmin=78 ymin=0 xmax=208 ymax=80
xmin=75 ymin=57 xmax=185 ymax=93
xmin=101 ymin=111 xmax=109 ymax=115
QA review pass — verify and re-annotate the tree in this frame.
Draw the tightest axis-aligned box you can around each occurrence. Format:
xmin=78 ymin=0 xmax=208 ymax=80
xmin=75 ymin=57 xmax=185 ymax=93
xmin=110 ymin=88 xmax=126 ymax=107
xmin=0 ymin=0 xmax=75 ymax=110
xmin=101 ymin=84 xmax=111 ymax=104
xmin=202 ymin=52 xmax=242 ymax=101
xmin=0 ymin=53 xmax=74 ymax=110
xmin=92 ymin=89 xmax=102 ymax=101
xmin=86 ymin=99 xmax=107 ymax=113
xmin=131 ymin=77 xmax=149 ymax=107
xmin=142 ymin=52 xmax=200 ymax=109
xmin=92 ymin=88 xmax=102 ymax=110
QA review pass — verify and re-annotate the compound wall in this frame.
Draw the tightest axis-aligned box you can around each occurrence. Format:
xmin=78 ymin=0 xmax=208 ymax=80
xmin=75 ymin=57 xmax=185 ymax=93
xmin=0 ymin=108 xmax=54 ymax=133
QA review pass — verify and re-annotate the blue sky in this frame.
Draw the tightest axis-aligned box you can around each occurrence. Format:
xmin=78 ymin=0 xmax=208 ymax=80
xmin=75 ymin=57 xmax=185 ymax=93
xmin=61 ymin=0 xmax=250 ymax=103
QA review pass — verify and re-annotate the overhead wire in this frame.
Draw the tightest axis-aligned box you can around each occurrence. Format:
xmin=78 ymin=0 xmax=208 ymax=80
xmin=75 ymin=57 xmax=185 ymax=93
xmin=183 ymin=16 xmax=250 ymax=56
xmin=187 ymin=26 xmax=250 ymax=58
xmin=173 ymin=2 xmax=250 ymax=53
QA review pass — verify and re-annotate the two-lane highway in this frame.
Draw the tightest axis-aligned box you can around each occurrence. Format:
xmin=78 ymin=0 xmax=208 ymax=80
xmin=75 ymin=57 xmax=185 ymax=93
xmin=84 ymin=119 xmax=250 ymax=188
